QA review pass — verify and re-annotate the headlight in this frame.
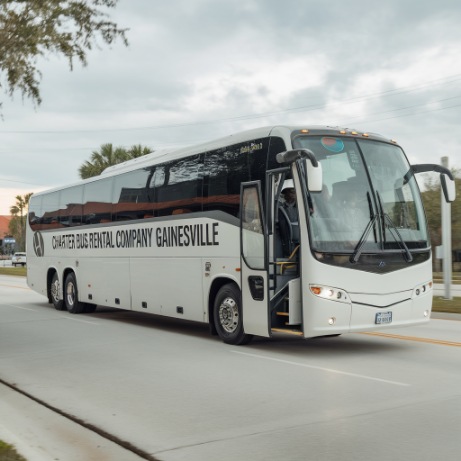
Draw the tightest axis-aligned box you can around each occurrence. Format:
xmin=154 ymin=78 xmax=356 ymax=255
xmin=309 ymin=285 xmax=350 ymax=304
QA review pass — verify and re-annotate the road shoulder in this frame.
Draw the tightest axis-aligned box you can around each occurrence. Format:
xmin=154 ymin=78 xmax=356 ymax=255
xmin=0 ymin=382 xmax=147 ymax=461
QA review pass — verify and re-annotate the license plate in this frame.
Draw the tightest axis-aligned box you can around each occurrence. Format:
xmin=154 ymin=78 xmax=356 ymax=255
xmin=375 ymin=311 xmax=392 ymax=325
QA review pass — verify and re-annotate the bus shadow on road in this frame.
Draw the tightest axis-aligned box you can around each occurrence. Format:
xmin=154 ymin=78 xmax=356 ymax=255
xmin=249 ymin=332 xmax=409 ymax=356
xmin=41 ymin=304 xmax=412 ymax=353
xmin=89 ymin=306 xmax=214 ymax=341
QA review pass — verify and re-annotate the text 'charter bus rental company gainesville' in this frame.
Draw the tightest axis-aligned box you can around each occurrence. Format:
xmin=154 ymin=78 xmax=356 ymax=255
xmin=26 ymin=126 xmax=456 ymax=345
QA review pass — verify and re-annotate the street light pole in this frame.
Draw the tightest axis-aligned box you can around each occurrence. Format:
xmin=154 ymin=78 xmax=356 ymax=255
xmin=441 ymin=156 xmax=452 ymax=300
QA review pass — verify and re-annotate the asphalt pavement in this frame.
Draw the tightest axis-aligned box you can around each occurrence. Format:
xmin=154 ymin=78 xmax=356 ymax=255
xmin=0 ymin=272 xmax=461 ymax=461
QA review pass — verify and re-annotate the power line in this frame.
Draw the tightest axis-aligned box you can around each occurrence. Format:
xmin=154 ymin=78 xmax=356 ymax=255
xmin=0 ymin=177 xmax=47 ymax=186
xmin=343 ymin=101 xmax=461 ymax=126
xmin=1 ymin=73 xmax=460 ymax=135
xmin=2 ymin=98 xmax=460 ymax=158
xmin=340 ymin=95 xmax=461 ymax=123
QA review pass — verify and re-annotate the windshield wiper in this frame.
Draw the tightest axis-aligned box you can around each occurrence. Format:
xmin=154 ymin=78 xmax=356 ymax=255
xmin=350 ymin=213 xmax=379 ymax=263
xmin=377 ymin=192 xmax=413 ymax=262
xmin=350 ymin=192 xmax=379 ymax=263
xmin=350 ymin=192 xmax=413 ymax=264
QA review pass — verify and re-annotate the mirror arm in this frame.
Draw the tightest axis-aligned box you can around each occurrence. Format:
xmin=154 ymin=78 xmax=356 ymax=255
xmin=411 ymin=164 xmax=454 ymax=180
xmin=276 ymin=149 xmax=318 ymax=167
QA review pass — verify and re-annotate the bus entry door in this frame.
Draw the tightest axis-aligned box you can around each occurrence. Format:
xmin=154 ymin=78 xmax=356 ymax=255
xmin=240 ymin=182 xmax=270 ymax=337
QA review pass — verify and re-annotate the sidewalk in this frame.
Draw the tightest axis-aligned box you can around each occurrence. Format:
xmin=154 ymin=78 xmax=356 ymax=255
xmin=0 ymin=382 xmax=148 ymax=461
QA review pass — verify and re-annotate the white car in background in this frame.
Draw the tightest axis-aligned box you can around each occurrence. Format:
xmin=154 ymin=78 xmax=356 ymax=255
xmin=11 ymin=252 xmax=27 ymax=267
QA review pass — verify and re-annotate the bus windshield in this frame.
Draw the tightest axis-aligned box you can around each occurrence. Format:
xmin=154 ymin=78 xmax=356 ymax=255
xmin=293 ymin=135 xmax=429 ymax=255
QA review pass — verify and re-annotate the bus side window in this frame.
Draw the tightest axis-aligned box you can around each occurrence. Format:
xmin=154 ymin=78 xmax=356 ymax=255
xmin=156 ymin=155 xmax=203 ymax=217
xmin=29 ymin=196 xmax=42 ymax=231
xmin=203 ymin=145 xmax=249 ymax=217
xmin=40 ymin=191 xmax=61 ymax=230
xmin=112 ymin=168 xmax=152 ymax=221
xmin=59 ymin=185 xmax=83 ymax=227
xmin=83 ymin=178 xmax=114 ymax=224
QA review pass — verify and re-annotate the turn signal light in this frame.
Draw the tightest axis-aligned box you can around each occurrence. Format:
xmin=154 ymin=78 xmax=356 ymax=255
xmin=412 ymin=281 xmax=432 ymax=298
xmin=309 ymin=285 xmax=349 ymax=304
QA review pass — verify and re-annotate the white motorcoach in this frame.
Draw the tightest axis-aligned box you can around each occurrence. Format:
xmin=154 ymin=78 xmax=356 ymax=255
xmin=26 ymin=126 xmax=455 ymax=344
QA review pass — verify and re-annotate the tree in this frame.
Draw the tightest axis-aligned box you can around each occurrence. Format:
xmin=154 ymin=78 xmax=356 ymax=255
xmin=128 ymin=144 xmax=154 ymax=159
xmin=9 ymin=193 xmax=33 ymax=252
xmin=0 ymin=0 xmax=128 ymax=109
xmin=79 ymin=143 xmax=153 ymax=178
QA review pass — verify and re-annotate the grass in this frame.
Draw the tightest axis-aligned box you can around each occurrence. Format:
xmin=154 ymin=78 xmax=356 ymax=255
xmin=432 ymin=296 xmax=461 ymax=314
xmin=0 ymin=440 xmax=27 ymax=461
xmin=0 ymin=267 xmax=26 ymax=277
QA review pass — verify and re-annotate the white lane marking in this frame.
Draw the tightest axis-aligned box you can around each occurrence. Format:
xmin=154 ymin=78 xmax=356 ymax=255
xmin=63 ymin=316 xmax=99 ymax=325
xmin=4 ymin=304 xmax=36 ymax=311
xmin=231 ymin=350 xmax=410 ymax=387
xmin=3 ymin=304 xmax=99 ymax=324
xmin=0 ymin=283 xmax=30 ymax=290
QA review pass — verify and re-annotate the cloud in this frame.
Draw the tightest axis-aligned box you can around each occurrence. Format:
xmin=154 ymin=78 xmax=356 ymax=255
xmin=1 ymin=0 xmax=461 ymax=215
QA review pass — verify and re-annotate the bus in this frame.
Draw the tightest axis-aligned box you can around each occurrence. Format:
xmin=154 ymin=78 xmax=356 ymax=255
xmin=26 ymin=125 xmax=456 ymax=345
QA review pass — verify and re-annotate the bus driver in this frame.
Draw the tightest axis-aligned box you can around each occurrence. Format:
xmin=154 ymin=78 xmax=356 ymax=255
xmin=279 ymin=179 xmax=299 ymax=257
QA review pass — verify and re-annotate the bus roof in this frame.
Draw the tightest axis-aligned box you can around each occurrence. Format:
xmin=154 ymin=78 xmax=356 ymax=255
xmin=32 ymin=125 xmax=396 ymax=198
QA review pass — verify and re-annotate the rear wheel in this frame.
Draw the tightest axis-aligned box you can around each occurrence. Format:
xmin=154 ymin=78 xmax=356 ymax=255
xmin=213 ymin=283 xmax=252 ymax=345
xmin=64 ymin=273 xmax=85 ymax=314
xmin=50 ymin=273 xmax=65 ymax=311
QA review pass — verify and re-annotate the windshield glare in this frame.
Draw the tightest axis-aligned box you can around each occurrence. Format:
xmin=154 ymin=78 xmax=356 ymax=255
xmin=293 ymin=136 xmax=429 ymax=254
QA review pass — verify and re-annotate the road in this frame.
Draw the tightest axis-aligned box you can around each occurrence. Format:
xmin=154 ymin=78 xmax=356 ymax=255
xmin=1 ymin=274 xmax=461 ymax=461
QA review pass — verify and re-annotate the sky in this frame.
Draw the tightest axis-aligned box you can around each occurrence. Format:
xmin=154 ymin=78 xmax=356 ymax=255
xmin=1 ymin=0 xmax=461 ymax=215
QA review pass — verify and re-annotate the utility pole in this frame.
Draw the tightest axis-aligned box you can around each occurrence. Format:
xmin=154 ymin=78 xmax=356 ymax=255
xmin=441 ymin=156 xmax=452 ymax=300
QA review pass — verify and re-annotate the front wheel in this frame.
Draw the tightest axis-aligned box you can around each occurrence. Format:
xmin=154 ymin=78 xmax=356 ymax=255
xmin=64 ymin=273 xmax=86 ymax=314
xmin=213 ymin=284 xmax=252 ymax=345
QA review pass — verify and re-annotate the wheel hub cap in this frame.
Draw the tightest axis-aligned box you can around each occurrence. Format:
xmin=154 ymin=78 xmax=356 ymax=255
xmin=219 ymin=297 xmax=239 ymax=334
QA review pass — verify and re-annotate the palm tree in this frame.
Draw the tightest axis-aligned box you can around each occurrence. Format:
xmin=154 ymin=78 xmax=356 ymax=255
xmin=9 ymin=193 xmax=33 ymax=251
xmin=78 ymin=144 xmax=130 ymax=179
xmin=128 ymin=144 xmax=153 ymax=158
xmin=79 ymin=143 xmax=153 ymax=179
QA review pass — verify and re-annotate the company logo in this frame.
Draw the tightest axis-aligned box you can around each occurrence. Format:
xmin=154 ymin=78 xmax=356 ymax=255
xmin=378 ymin=261 xmax=386 ymax=268
xmin=33 ymin=231 xmax=45 ymax=257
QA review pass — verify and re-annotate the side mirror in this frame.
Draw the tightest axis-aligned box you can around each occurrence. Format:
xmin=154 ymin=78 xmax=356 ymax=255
xmin=276 ymin=148 xmax=323 ymax=192
xmin=305 ymin=160 xmax=323 ymax=192
xmin=410 ymin=163 xmax=456 ymax=203
xmin=441 ymin=174 xmax=456 ymax=203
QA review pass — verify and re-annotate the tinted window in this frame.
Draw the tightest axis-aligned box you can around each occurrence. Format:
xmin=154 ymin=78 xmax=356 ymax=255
xmin=203 ymin=138 xmax=269 ymax=217
xmin=112 ymin=168 xmax=153 ymax=221
xmin=155 ymin=155 xmax=203 ymax=217
xmin=83 ymin=178 xmax=113 ymax=224
xmin=28 ymin=195 xmax=42 ymax=231
xmin=268 ymin=136 xmax=286 ymax=171
xmin=39 ymin=191 xmax=61 ymax=230
xmin=59 ymin=186 xmax=83 ymax=227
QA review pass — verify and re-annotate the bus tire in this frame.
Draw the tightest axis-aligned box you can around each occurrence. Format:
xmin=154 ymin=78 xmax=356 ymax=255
xmin=50 ymin=272 xmax=65 ymax=311
xmin=64 ymin=272 xmax=85 ymax=314
xmin=213 ymin=283 xmax=252 ymax=345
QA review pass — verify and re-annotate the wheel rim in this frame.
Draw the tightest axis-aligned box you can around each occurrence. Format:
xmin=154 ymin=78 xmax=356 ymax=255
xmin=66 ymin=281 xmax=75 ymax=307
xmin=51 ymin=279 xmax=60 ymax=303
xmin=218 ymin=296 xmax=239 ymax=334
